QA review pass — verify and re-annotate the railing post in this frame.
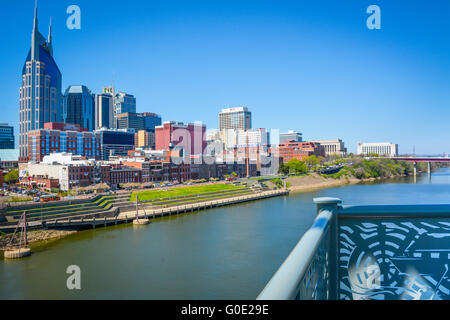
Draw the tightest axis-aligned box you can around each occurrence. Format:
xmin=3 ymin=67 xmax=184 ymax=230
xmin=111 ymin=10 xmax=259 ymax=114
xmin=313 ymin=197 xmax=342 ymax=300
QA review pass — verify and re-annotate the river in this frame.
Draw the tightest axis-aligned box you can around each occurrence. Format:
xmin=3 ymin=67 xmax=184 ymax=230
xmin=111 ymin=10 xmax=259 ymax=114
xmin=1 ymin=168 xmax=450 ymax=299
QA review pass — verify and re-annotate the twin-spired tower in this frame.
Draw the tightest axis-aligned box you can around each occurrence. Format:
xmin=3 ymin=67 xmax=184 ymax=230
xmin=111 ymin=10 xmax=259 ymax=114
xmin=19 ymin=4 xmax=62 ymax=161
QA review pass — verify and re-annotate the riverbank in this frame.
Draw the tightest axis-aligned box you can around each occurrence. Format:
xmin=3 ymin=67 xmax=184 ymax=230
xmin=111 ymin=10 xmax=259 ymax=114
xmin=285 ymin=173 xmax=410 ymax=193
xmin=285 ymin=174 xmax=360 ymax=193
xmin=0 ymin=229 xmax=76 ymax=251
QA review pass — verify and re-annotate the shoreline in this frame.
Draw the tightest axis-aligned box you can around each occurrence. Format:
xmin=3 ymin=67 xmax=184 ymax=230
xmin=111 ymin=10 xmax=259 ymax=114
xmin=0 ymin=172 xmax=421 ymax=251
xmin=0 ymin=229 xmax=76 ymax=252
xmin=285 ymin=173 xmax=411 ymax=194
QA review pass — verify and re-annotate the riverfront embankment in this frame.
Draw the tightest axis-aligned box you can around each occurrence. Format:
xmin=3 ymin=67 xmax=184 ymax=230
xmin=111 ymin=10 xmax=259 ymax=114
xmin=284 ymin=158 xmax=445 ymax=193
xmin=1 ymin=158 xmax=440 ymax=250
xmin=285 ymin=174 xmax=362 ymax=193
xmin=0 ymin=229 xmax=76 ymax=251
xmin=0 ymin=187 xmax=287 ymax=250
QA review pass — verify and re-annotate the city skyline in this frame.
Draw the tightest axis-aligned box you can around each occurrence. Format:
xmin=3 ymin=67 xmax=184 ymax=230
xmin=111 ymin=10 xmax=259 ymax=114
xmin=1 ymin=1 xmax=449 ymax=154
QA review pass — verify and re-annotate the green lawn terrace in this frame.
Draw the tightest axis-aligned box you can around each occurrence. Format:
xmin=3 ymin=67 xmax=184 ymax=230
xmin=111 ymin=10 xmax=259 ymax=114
xmin=130 ymin=184 xmax=249 ymax=203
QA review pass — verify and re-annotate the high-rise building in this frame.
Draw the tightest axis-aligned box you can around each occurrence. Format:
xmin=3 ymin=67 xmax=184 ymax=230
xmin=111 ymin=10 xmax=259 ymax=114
xmin=135 ymin=130 xmax=155 ymax=149
xmin=19 ymin=5 xmax=62 ymax=161
xmin=95 ymin=128 xmax=135 ymax=160
xmin=219 ymin=107 xmax=251 ymax=131
xmin=113 ymin=92 xmax=136 ymax=128
xmin=63 ymin=85 xmax=95 ymax=131
xmin=221 ymin=128 xmax=270 ymax=150
xmin=357 ymin=142 xmax=398 ymax=157
xmin=141 ymin=112 xmax=162 ymax=132
xmin=116 ymin=112 xmax=145 ymax=131
xmin=236 ymin=128 xmax=270 ymax=147
xmin=279 ymin=130 xmax=303 ymax=144
xmin=27 ymin=124 xmax=101 ymax=162
xmin=155 ymin=121 xmax=206 ymax=156
xmin=95 ymin=89 xmax=114 ymax=129
xmin=0 ymin=124 xmax=15 ymax=149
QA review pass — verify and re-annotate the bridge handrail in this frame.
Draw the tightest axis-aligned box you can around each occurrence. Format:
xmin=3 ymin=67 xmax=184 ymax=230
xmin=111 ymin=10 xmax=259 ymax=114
xmin=257 ymin=201 xmax=335 ymax=300
xmin=258 ymin=198 xmax=450 ymax=300
xmin=341 ymin=203 xmax=450 ymax=218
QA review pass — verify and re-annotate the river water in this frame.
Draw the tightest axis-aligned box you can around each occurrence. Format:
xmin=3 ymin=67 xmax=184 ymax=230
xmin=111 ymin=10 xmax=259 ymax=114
xmin=1 ymin=169 xmax=450 ymax=299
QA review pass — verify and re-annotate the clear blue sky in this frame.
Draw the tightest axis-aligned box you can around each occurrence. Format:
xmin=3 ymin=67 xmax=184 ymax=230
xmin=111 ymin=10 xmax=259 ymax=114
xmin=1 ymin=0 xmax=449 ymax=154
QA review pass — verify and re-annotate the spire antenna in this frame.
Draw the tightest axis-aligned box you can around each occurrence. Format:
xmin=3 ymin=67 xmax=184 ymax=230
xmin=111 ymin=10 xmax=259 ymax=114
xmin=48 ymin=16 xmax=52 ymax=41
xmin=33 ymin=0 xmax=38 ymax=28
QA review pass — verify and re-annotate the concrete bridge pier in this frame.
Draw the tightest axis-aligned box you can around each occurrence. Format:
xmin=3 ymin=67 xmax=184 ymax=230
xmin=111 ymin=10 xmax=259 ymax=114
xmin=428 ymin=161 xmax=431 ymax=184
xmin=413 ymin=162 xmax=417 ymax=181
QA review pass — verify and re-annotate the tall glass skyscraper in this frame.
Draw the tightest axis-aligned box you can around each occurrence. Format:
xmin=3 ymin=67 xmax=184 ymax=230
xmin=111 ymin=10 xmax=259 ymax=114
xmin=0 ymin=124 xmax=15 ymax=149
xmin=63 ymin=85 xmax=95 ymax=131
xmin=95 ymin=87 xmax=114 ymax=129
xmin=113 ymin=92 xmax=136 ymax=128
xmin=19 ymin=5 xmax=62 ymax=161
xmin=219 ymin=107 xmax=252 ymax=131
xmin=141 ymin=112 xmax=162 ymax=132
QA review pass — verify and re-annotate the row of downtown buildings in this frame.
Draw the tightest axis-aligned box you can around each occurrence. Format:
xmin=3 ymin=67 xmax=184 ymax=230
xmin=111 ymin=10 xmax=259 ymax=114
xmin=7 ymin=6 xmax=398 ymax=191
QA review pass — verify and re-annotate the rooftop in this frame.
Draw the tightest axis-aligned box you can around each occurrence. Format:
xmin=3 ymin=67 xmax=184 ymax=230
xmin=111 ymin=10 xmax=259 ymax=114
xmin=220 ymin=107 xmax=249 ymax=113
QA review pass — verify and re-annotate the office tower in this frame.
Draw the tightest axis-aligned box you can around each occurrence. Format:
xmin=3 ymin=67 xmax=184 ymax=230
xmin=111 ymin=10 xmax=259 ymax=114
xmin=95 ymin=128 xmax=135 ymax=160
xmin=113 ymin=92 xmax=136 ymax=128
xmin=237 ymin=128 xmax=270 ymax=147
xmin=0 ymin=124 xmax=15 ymax=149
xmin=19 ymin=5 xmax=62 ymax=161
xmin=279 ymin=130 xmax=303 ymax=144
xmin=219 ymin=107 xmax=252 ymax=131
xmin=27 ymin=125 xmax=101 ymax=162
xmin=63 ymin=85 xmax=95 ymax=131
xmin=141 ymin=112 xmax=162 ymax=132
xmin=95 ymin=90 xmax=114 ymax=129
xmin=116 ymin=112 xmax=145 ymax=131
xmin=135 ymin=130 xmax=155 ymax=149
xmin=155 ymin=121 xmax=206 ymax=156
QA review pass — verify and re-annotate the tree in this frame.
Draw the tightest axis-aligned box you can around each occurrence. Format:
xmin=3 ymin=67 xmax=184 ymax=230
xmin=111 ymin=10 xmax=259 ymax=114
xmin=4 ymin=170 xmax=19 ymax=184
xmin=304 ymin=155 xmax=319 ymax=170
xmin=285 ymin=159 xmax=308 ymax=175
xmin=318 ymin=156 xmax=326 ymax=166
xmin=278 ymin=163 xmax=289 ymax=175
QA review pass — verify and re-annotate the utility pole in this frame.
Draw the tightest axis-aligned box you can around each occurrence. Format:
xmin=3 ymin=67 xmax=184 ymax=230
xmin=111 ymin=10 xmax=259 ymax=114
xmin=246 ymin=134 xmax=249 ymax=178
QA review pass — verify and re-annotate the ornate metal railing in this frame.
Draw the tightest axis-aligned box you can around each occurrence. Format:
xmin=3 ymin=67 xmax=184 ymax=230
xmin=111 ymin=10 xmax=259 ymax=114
xmin=257 ymin=198 xmax=450 ymax=300
xmin=257 ymin=198 xmax=340 ymax=299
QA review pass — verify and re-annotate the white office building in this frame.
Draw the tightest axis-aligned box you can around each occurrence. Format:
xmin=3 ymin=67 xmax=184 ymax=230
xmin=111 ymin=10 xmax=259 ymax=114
xmin=357 ymin=142 xmax=398 ymax=157
xmin=310 ymin=139 xmax=347 ymax=157
xmin=222 ymin=128 xmax=269 ymax=150
xmin=219 ymin=107 xmax=252 ymax=131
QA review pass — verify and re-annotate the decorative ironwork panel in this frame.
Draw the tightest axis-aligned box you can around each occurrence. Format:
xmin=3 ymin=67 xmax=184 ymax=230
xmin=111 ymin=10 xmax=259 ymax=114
xmin=296 ymin=229 xmax=330 ymax=299
xmin=339 ymin=219 xmax=450 ymax=300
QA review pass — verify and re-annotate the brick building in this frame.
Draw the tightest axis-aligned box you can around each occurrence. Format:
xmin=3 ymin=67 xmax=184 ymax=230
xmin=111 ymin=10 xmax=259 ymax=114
xmin=278 ymin=141 xmax=325 ymax=163
xmin=109 ymin=166 xmax=142 ymax=187
xmin=27 ymin=122 xmax=100 ymax=162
